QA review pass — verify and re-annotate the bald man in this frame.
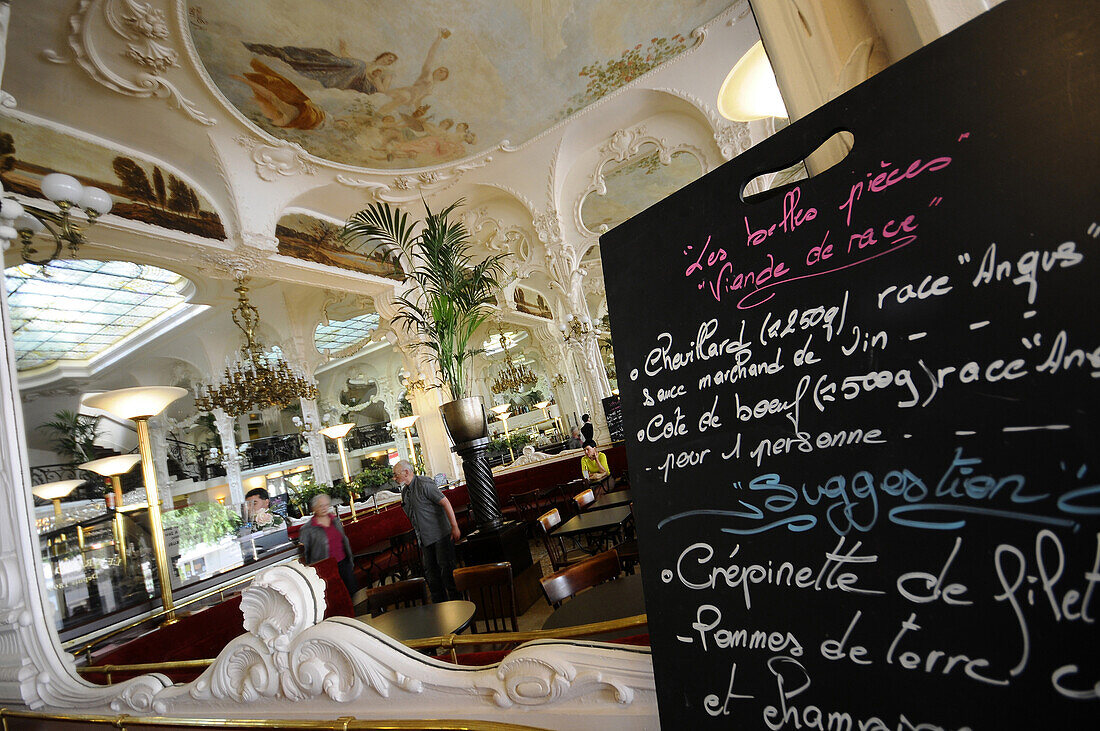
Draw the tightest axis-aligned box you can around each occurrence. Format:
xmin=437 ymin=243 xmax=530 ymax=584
xmin=392 ymin=460 xmax=460 ymax=602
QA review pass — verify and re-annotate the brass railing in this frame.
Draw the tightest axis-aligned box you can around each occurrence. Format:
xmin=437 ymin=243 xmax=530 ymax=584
xmin=76 ymin=614 xmax=649 ymax=683
xmin=64 ymin=554 xmax=297 ymax=659
xmin=0 ymin=708 xmax=546 ymax=730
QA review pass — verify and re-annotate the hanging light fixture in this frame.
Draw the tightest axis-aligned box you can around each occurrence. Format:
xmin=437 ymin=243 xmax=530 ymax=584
xmin=491 ymin=323 xmax=538 ymax=395
xmin=195 ymin=279 xmax=318 ymax=417
xmin=0 ymin=172 xmax=113 ymax=265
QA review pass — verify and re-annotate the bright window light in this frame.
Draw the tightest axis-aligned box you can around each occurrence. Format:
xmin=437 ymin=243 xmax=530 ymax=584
xmin=6 ymin=260 xmax=189 ymax=371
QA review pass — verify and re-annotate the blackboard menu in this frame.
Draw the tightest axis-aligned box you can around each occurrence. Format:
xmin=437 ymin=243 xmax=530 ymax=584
xmin=603 ymin=394 xmax=624 ymax=442
xmin=600 ymin=1 xmax=1099 ymax=727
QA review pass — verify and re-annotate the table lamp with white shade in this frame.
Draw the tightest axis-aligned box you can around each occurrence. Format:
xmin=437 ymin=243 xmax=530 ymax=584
xmin=319 ymin=422 xmax=358 ymax=522
xmin=82 ymin=386 xmax=187 ymax=624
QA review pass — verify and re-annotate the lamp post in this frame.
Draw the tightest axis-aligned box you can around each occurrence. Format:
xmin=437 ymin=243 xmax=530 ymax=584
xmin=393 ymin=415 xmax=421 ymax=472
xmin=490 ymin=404 xmax=513 ymax=461
xmin=83 ymin=386 xmax=187 ymax=625
xmin=80 ymin=453 xmax=142 ymax=573
xmin=319 ymin=422 xmax=357 ymax=522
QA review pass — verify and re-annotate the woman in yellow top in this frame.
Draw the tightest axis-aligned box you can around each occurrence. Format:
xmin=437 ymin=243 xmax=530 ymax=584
xmin=580 ymin=443 xmax=614 ymax=493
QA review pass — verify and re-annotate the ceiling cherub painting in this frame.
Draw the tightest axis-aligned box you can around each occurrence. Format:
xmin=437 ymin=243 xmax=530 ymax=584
xmin=186 ymin=1 xmax=734 ymax=170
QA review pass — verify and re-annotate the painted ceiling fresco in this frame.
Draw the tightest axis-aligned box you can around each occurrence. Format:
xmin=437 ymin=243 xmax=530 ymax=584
xmin=275 ymin=212 xmax=403 ymax=279
xmin=0 ymin=116 xmax=225 ymax=240
xmin=186 ymin=1 xmax=734 ymax=169
xmin=581 ymin=149 xmax=704 ymax=233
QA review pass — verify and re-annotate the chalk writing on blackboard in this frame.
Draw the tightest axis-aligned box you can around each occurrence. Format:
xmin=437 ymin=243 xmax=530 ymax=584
xmin=602 ymin=12 xmax=1100 ymax=720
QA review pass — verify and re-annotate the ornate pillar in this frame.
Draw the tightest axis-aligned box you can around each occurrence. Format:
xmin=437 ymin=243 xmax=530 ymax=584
xmin=300 ymin=398 xmax=334 ymax=486
xmin=566 ymin=334 xmax=612 ymax=444
xmin=146 ymin=415 xmax=175 ymax=509
xmin=532 ymin=327 xmax=583 ymax=432
xmin=213 ymin=409 xmax=245 ymax=504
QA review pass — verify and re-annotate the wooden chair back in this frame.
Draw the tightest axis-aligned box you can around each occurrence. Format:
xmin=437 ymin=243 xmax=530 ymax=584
xmin=537 ymin=508 xmax=561 ymax=532
xmin=388 ymin=530 xmax=421 ymax=582
xmin=351 ymin=577 xmax=429 ymax=617
xmin=540 ymin=549 xmax=621 ymax=608
xmin=573 ymin=488 xmax=596 ymax=510
xmin=453 ymin=561 xmax=518 ymax=633
xmin=511 ymin=488 xmax=545 ymax=527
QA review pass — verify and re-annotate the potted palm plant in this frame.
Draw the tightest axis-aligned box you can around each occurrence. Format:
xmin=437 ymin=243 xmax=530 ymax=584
xmin=341 ymin=199 xmax=508 ymax=445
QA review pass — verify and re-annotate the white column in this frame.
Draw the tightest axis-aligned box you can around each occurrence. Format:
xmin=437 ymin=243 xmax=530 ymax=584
xmin=300 ymin=398 xmax=334 ymax=486
xmin=567 ymin=336 xmax=612 ymax=444
xmin=407 ymin=387 xmax=460 ymax=480
xmin=213 ymin=409 xmax=245 ymax=504
xmin=146 ymin=415 xmax=175 ymax=509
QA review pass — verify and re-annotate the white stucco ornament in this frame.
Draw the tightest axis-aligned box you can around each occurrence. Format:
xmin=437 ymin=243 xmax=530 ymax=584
xmin=129 ymin=560 xmax=658 ymax=728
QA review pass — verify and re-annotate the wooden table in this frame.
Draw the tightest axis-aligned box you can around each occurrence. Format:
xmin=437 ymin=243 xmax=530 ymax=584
xmin=358 ymin=600 xmax=476 ymax=642
xmin=541 ymin=573 xmax=647 ymax=640
xmin=552 ymin=505 xmax=633 ymax=539
xmin=586 ymin=489 xmax=632 ymax=511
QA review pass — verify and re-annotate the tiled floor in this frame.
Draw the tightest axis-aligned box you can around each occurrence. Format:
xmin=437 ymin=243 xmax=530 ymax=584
xmin=517 ymin=537 xmax=556 ymax=631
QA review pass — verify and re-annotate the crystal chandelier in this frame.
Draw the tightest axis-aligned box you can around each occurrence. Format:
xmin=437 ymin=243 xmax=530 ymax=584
xmin=491 ymin=324 xmax=537 ymax=395
xmin=195 ymin=280 xmax=318 ymax=416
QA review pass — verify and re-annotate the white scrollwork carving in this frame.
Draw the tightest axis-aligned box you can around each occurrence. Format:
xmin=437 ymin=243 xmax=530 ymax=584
xmin=241 ymin=564 xmax=327 ymax=653
xmin=336 ymin=155 xmax=492 ymax=203
xmin=41 ymin=0 xmax=217 ymax=126
xmin=234 ymin=136 xmax=317 ymax=182
xmin=479 ymin=644 xmax=642 ymax=709
xmin=196 ymin=246 xmax=273 ymax=281
xmin=575 ymin=125 xmax=709 ymax=236
xmin=653 ymin=87 xmax=752 ymax=160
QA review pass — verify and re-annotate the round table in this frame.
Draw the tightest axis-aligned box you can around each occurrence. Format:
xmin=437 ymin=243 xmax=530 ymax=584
xmin=541 ymin=573 xmax=647 ymax=639
xmin=359 ymin=600 xmax=476 ymax=641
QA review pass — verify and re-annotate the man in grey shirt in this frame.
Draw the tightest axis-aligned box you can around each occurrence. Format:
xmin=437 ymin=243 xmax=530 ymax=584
xmin=393 ymin=460 xmax=461 ymax=602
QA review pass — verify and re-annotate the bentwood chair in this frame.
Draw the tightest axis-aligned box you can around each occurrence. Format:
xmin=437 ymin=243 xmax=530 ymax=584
xmin=452 ymin=561 xmax=518 ymax=633
xmin=352 ymin=577 xmax=429 ymax=617
xmin=539 ymin=549 xmax=622 ymax=608
xmin=536 ymin=508 xmax=590 ymax=572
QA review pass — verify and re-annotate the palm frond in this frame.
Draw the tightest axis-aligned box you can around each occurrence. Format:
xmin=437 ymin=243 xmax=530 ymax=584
xmin=346 ymin=199 xmax=511 ymax=398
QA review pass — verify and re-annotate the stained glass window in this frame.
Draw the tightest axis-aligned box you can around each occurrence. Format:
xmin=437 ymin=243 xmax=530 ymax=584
xmin=5 ymin=260 xmax=190 ymax=371
xmin=314 ymin=312 xmax=379 ymax=355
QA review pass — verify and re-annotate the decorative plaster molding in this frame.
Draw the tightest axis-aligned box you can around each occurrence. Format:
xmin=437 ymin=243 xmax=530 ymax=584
xmin=480 ymin=183 xmax=538 ymax=220
xmin=131 ymin=561 xmax=658 ymax=723
xmin=574 ymin=124 xmax=709 ymax=236
xmin=41 ymin=0 xmax=217 ymax=126
xmin=336 ymin=156 xmax=492 ymax=203
xmin=196 ymin=245 xmax=273 ymax=281
xmin=234 ymin=136 xmax=317 ymax=182
xmin=653 ymin=87 xmax=751 ymax=160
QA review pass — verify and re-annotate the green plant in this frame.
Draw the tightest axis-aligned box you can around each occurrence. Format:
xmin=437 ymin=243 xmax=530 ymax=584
xmin=353 ymin=463 xmax=395 ymax=492
xmin=162 ymin=502 xmax=242 ymax=553
xmin=38 ymin=410 xmax=102 ymax=462
xmin=341 ymin=199 xmax=508 ymax=399
xmin=489 ymin=431 xmax=535 ymax=455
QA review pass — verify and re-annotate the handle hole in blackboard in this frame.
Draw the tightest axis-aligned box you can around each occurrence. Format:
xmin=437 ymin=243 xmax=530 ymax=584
xmin=741 ymin=129 xmax=854 ymax=201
